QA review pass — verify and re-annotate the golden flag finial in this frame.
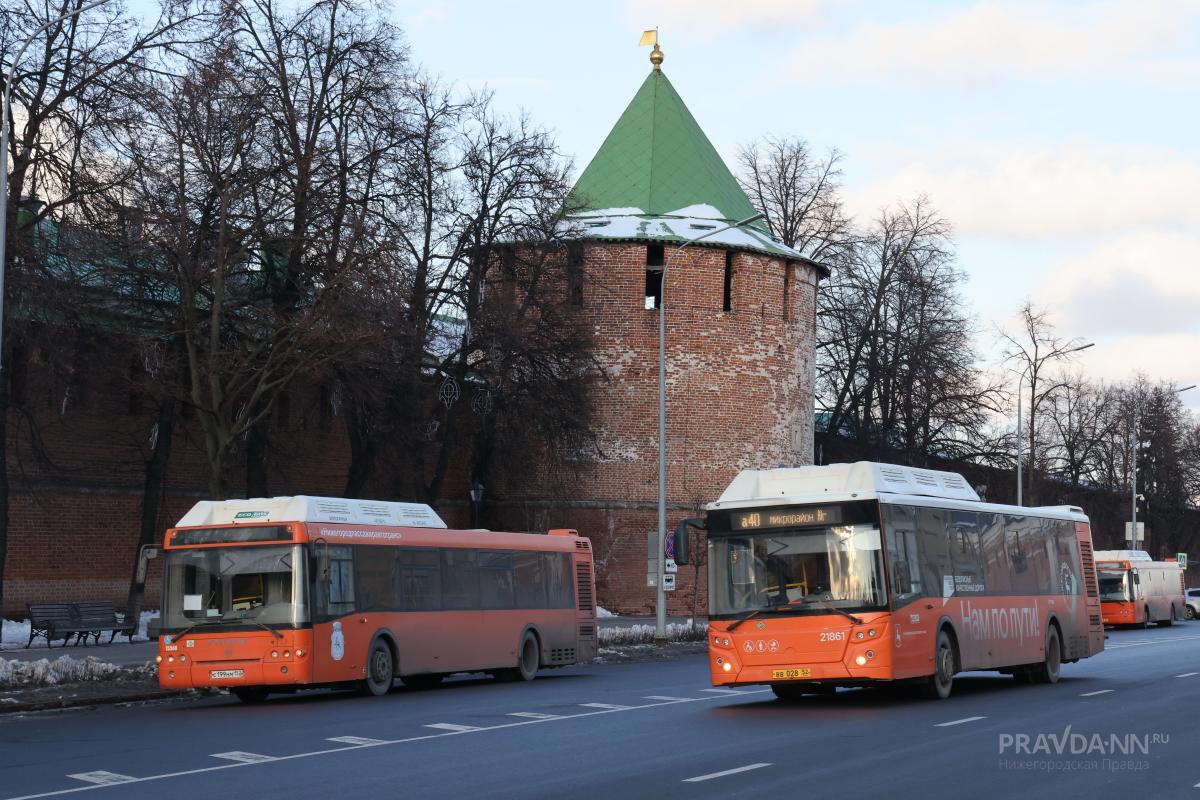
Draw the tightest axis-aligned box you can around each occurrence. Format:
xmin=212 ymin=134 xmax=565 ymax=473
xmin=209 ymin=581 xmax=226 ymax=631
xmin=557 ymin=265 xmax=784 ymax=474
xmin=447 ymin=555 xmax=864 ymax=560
xmin=639 ymin=28 xmax=663 ymax=70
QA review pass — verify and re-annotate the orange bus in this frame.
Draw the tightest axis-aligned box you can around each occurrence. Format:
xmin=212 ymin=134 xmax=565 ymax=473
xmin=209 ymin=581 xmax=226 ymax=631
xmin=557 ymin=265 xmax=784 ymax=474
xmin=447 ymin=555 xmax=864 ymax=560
xmin=157 ymin=496 xmax=597 ymax=702
xmin=703 ymin=462 xmax=1104 ymax=700
xmin=1094 ymin=550 xmax=1185 ymax=627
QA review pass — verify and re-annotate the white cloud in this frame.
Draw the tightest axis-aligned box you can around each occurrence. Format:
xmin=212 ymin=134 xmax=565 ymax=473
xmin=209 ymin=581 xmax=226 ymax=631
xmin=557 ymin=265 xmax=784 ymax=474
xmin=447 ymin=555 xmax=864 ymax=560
xmin=787 ymin=1 xmax=1200 ymax=88
xmin=624 ymin=0 xmax=845 ymax=42
xmin=1037 ymin=233 xmax=1200 ymax=337
xmin=846 ymin=141 xmax=1200 ymax=239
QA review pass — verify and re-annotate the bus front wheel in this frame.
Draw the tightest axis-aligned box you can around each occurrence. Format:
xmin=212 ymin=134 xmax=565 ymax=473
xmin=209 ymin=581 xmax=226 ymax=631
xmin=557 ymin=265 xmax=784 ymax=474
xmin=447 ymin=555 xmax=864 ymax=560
xmin=919 ymin=630 xmax=956 ymax=700
xmin=363 ymin=639 xmax=395 ymax=696
xmin=1031 ymin=626 xmax=1062 ymax=684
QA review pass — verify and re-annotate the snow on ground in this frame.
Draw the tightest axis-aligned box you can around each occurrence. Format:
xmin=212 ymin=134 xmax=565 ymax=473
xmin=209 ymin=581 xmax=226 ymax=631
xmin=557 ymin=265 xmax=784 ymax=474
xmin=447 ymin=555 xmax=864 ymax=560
xmin=596 ymin=606 xmax=616 ymax=618
xmin=598 ymin=622 xmax=705 ymax=646
xmin=1 ymin=611 xmax=158 ymax=651
xmin=0 ymin=655 xmax=151 ymax=688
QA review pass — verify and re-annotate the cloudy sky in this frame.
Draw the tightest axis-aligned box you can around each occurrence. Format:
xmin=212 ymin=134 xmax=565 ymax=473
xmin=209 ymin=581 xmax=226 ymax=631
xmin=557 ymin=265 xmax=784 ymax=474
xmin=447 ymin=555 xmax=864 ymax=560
xmin=395 ymin=0 xmax=1200 ymax=410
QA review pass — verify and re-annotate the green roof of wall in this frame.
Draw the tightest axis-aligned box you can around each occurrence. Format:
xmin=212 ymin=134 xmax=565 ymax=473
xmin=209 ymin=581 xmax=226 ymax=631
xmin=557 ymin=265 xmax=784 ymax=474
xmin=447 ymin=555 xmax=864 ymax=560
xmin=568 ymin=69 xmax=762 ymax=227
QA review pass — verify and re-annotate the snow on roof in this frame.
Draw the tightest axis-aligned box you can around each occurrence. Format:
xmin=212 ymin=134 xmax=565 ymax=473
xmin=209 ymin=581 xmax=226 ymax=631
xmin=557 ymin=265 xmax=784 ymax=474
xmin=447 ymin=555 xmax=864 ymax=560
xmin=176 ymin=496 xmax=447 ymax=528
xmin=564 ymin=205 xmax=817 ymax=263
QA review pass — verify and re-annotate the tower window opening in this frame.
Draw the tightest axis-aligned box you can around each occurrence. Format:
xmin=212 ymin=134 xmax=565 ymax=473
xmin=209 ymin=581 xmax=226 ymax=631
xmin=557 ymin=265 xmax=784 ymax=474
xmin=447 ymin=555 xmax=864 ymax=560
xmin=645 ymin=268 xmax=663 ymax=310
xmin=723 ymin=251 xmax=733 ymax=312
xmin=568 ymin=243 xmax=584 ymax=307
xmin=782 ymin=261 xmax=792 ymax=321
xmin=646 ymin=244 xmax=664 ymax=267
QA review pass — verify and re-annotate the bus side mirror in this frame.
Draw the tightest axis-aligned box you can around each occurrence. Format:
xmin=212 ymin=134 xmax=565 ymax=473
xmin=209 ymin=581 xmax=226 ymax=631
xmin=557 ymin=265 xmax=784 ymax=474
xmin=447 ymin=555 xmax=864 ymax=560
xmin=674 ymin=517 xmax=705 ymax=566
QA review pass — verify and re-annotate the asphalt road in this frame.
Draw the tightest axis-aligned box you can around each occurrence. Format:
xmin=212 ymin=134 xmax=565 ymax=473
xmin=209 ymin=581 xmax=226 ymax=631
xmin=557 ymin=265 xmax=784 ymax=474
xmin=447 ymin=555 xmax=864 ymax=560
xmin=3 ymin=624 xmax=1200 ymax=800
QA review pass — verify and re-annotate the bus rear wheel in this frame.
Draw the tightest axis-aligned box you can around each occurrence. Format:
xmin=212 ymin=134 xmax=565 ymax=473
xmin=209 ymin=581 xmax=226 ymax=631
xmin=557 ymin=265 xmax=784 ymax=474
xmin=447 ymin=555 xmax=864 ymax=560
xmin=363 ymin=639 xmax=395 ymax=696
xmin=1031 ymin=626 xmax=1062 ymax=684
xmin=232 ymin=687 xmax=269 ymax=704
xmin=498 ymin=631 xmax=540 ymax=682
xmin=919 ymin=630 xmax=956 ymax=700
xmin=1159 ymin=606 xmax=1176 ymax=627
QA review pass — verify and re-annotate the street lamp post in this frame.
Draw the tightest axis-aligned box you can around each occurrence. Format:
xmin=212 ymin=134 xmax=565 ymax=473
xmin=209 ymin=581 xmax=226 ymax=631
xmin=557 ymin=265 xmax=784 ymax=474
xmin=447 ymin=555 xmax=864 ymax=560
xmin=1014 ymin=342 xmax=1094 ymax=506
xmin=655 ymin=212 xmax=765 ymax=645
xmin=1131 ymin=383 xmax=1195 ymax=550
xmin=0 ymin=0 xmax=114 ymax=375
xmin=468 ymin=481 xmax=484 ymax=528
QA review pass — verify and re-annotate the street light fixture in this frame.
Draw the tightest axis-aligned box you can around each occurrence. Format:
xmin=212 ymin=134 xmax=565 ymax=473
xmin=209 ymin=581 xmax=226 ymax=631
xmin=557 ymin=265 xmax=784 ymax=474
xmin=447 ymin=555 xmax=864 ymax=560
xmin=0 ymin=0 xmax=115 ymax=376
xmin=1131 ymin=383 xmax=1195 ymax=550
xmin=468 ymin=480 xmax=484 ymax=528
xmin=655 ymin=211 xmax=765 ymax=645
xmin=1014 ymin=341 xmax=1094 ymax=506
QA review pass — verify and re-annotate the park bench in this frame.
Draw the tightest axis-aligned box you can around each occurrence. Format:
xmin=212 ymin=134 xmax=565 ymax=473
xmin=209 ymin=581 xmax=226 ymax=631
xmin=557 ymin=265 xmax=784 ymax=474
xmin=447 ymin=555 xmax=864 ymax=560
xmin=73 ymin=601 xmax=137 ymax=645
xmin=25 ymin=601 xmax=136 ymax=647
xmin=25 ymin=603 xmax=81 ymax=647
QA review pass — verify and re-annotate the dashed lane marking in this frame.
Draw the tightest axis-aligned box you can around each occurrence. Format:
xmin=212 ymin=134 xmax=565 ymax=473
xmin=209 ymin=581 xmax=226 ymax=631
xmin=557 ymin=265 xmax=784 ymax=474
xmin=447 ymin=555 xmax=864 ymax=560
xmin=1106 ymin=635 xmax=1200 ymax=649
xmin=423 ymin=723 xmax=481 ymax=733
xmin=1080 ymin=690 xmax=1115 ymax=697
xmin=700 ymin=688 xmax=745 ymax=694
xmin=579 ymin=703 xmax=631 ymax=710
xmin=326 ymin=737 xmax=388 ymax=746
xmin=934 ymin=716 xmax=986 ymax=727
xmin=210 ymin=752 xmax=275 ymax=764
xmin=1176 ymin=672 xmax=1199 ymax=678
xmin=507 ymin=712 xmax=561 ymax=720
xmin=6 ymin=689 xmax=771 ymax=800
xmin=683 ymin=763 xmax=771 ymax=783
xmin=643 ymin=695 xmax=691 ymax=701
xmin=64 ymin=775 xmax=134 ymax=788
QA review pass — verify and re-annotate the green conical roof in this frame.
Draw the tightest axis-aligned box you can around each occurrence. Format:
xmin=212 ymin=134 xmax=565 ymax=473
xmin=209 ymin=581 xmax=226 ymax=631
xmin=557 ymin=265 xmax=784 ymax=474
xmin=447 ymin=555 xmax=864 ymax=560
xmin=570 ymin=69 xmax=760 ymax=225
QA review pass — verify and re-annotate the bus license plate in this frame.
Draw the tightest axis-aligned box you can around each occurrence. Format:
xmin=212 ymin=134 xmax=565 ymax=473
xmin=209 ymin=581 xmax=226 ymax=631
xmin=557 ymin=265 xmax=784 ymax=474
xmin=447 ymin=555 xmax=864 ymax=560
xmin=771 ymin=668 xmax=811 ymax=680
xmin=210 ymin=669 xmax=244 ymax=679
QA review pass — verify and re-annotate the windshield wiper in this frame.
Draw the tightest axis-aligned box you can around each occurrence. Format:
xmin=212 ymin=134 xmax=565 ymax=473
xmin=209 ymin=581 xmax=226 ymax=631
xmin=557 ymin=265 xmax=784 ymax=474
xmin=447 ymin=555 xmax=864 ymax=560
xmin=165 ymin=618 xmax=223 ymax=641
xmin=797 ymin=598 xmax=864 ymax=625
xmin=726 ymin=610 xmax=762 ymax=632
xmin=239 ymin=618 xmax=284 ymax=639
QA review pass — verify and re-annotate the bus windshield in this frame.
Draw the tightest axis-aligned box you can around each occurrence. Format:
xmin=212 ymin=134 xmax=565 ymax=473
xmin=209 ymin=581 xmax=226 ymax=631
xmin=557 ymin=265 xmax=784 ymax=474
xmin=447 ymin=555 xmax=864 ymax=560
xmin=709 ymin=524 xmax=887 ymax=617
xmin=1098 ymin=569 xmax=1131 ymax=602
xmin=162 ymin=544 xmax=308 ymax=631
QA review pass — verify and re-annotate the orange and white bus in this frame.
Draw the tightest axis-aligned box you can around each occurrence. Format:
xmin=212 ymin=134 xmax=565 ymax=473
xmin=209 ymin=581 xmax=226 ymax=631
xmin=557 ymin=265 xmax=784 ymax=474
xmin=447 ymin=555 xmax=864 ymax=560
xmin=703 ymin=462 xmax=1104 ymax=700
xmin=1094 ymin=550 xmax=1185 ymax=627
xmin=157 ymin=496 xmax=597 ymax=702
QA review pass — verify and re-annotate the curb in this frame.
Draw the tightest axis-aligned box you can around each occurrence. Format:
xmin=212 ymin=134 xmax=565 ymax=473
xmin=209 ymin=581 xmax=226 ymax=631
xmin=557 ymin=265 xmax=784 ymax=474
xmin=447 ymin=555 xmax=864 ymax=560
xmin=1 ymin=688 xmax=186 ymax=714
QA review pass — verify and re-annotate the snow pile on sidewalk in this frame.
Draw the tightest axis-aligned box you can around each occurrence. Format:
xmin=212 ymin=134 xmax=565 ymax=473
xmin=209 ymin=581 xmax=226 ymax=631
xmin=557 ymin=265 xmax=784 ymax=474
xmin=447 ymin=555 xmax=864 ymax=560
xmin=0 ymin=655 xmax=153 ymax=689
xmin=1 ymin=611 xmax=158 ymax=651
xmin=599 ymin=621 xmax=706 ymax=646
xmin=596 ymin=607 xmax=616 ymax=618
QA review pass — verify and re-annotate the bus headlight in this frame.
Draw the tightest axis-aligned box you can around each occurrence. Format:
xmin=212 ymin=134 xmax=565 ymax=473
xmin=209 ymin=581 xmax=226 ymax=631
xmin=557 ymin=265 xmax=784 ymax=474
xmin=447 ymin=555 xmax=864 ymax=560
xmin=855 ymin=655 xmax=867 ymax=666
xmin=722 ymin=662 xmax=732 ymax=672
xmin=296 ymin=649 xmax=305 ymax=658
xmin=865 ymin=650 xmax=875 ymax=659
xmin=271 ymin=650 xmax=279 ymax=659
xmin=855 ymin=631 xmax=865 ymax=640
xmin=155 ymin=655 xmax=163 ymax=664
xmin=868 ymin=629 xmax=877 ymax=638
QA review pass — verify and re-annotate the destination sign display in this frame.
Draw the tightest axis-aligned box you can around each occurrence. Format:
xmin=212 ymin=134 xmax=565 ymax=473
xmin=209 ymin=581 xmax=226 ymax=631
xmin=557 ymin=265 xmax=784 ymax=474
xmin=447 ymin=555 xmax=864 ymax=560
xmin=729 ymin=506 xmax=843 ymax=531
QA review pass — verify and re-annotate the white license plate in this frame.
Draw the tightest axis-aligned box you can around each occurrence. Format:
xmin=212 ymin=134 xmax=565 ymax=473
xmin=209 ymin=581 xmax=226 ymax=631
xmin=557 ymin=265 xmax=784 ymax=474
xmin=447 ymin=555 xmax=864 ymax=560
xmin=210 ymin=669 xmax=244 ymax=679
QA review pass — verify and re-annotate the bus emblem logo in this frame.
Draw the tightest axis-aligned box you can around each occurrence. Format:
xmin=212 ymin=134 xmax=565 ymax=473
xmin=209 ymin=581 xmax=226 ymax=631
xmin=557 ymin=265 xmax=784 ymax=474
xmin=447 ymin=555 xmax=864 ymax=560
xmin=331 ymin=621 xmax=345 ymax=661
xmin=756 ymin=621 xmax=765 ymax=630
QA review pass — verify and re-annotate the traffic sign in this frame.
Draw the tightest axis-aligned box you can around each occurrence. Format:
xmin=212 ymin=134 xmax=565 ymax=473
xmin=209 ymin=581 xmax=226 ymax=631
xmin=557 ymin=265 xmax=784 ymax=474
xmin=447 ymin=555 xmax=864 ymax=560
xmin=1179 ymin=553 xmax=1188 ymax=569
xmin=663 ymin=574 xmax=676 ymax=592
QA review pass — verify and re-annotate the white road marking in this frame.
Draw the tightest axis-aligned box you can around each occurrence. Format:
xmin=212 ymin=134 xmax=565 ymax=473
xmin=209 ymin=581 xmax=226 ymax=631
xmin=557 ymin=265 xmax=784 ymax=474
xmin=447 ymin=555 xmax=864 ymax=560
xmin=643 ymin=695 xmax=690 ymax=701
xmin=3 ymin=689 xmax=772 ymax=800
xmin=423 ymin=723 xmax=481 ymax=732
xmin=1105 ymin=634 xmax=1200 ymax=649
xmin=934 ymin=716 xmax=985 ymax=727
xmin=210 ymin=752 xmax=275 ymax=764
xmin=1176 ymin=672 xmax=1199 ymax=678
xmin=326 ymin=736 xmax=388 ymax=746
xmin=700 ymin=688 xmax=744 ymax=694
xmin=506 ymin=712 xmax=560 ymax=720
xmin=1080 ymin=689 xmax=1114 ymax=697
xmin=682 ymin=763 xmax=771 ymax=783
xmin=65 ymin=774 xmax=134 ymax=787
xmin=579 ymin=703 xmax=631 ymax=710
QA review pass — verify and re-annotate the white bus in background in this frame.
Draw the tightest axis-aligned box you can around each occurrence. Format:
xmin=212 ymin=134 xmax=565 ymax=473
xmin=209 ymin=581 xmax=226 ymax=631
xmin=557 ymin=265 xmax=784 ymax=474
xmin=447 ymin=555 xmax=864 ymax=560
xmin=1094 ymin=550 xmax=1186 ymax=627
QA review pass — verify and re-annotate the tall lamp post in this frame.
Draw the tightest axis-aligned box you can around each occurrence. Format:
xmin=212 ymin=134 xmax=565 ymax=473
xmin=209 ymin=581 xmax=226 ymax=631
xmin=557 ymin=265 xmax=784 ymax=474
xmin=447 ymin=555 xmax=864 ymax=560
xmin=1014 ymin=341 xmax=1094 ymax=506
xmin=1130 ymin=383 xmax=1195 ymax=550
xmin=655 ymin=212 xmax=765 ymax=645
xmin=0 ymin=0 xmax=114 ymax=374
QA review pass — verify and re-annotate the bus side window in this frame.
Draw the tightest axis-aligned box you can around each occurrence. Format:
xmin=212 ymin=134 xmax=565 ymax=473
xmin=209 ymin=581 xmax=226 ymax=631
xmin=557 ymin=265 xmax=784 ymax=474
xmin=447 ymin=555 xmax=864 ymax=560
xmin=950 ymin=511 xmax=982 ymax=593
xmin=918 ymin=507 xmax=952 ymax=598
xmin=979 ymin=513 xmax=1009 ymax=595
xmin=882 ymin=504 xmax=922 ymax=600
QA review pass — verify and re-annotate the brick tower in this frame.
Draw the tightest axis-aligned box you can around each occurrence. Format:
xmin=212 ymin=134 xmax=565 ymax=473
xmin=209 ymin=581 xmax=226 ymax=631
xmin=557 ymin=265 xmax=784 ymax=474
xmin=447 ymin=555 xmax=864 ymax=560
xmin=493 ymin=47 xmax=828 ymax=614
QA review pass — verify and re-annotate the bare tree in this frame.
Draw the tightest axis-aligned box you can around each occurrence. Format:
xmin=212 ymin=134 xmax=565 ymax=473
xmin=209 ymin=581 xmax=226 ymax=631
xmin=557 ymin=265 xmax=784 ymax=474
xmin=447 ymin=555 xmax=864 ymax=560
xmin=737 ymin=136 xmax=853 ymax=263
xmin=999 ymin=302 xmax=1090 ymax=505
xmin=0 ymin=0 xmax=202 ymax=609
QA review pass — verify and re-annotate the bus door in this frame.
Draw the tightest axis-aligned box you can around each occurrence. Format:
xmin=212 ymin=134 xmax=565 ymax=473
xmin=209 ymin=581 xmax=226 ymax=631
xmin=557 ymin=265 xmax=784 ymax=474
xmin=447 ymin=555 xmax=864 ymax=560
xmin=1075 ymin=524 xmax=1105 ymax=655
xmin=311 ymin=544 xmax=370 ymax=683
